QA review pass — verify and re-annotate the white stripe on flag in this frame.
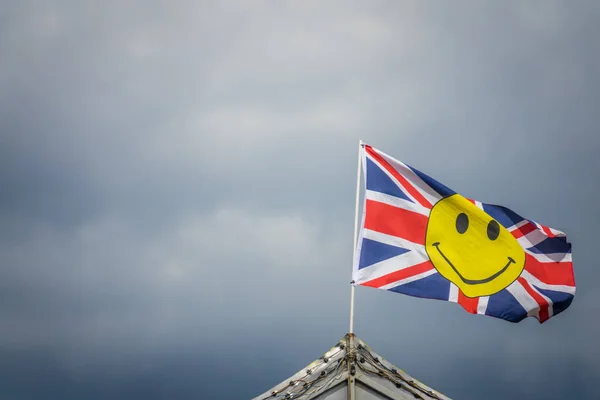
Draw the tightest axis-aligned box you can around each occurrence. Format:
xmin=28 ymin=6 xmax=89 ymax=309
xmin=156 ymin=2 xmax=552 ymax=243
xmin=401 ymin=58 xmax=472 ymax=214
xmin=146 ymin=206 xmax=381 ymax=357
xmin=477 ymin=296 xmax=489 ymax=315
xmin=365 ymin=190 xmax=430 ymax=216
xmin=538 ymin=288 xmax=554 ymax=318
xmin=507 ymin=220 xmax=530 ymax=232
xmin=354 ymin=250 xmax=429 ymax=285
xmin=448 ymin=283 xmax=458 ymax=303
xmin=379 ymin=269 xmax=437 ymax=291
xmin=525 ymin=250 xmax=572 ymax=263
xmin=362 ymin=229 xmax=426 ymax=253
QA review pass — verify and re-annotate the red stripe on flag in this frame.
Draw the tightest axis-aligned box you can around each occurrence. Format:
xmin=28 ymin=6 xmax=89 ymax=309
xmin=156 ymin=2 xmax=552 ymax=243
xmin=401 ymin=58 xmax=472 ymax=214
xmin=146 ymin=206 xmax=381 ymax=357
xmin=364 ymin=199 xmax=428 ymax=245
xmin=457 ymin=290 xmax=478 ymax=314
xmin=541 ymin=225 xmax=556 ymax=238
xmin=518 ymin=277 xmax=549 ymax=322
xmin=524 ymin=253 xmax=575 ymax=286
xmin=362 ymin=260 xmax=435 ymax=288
xmin=511 ymin=222 xmax=537 ymax=239
xmin=465 ymin=198 xmax=476 ymax=205
xmin=364 ymin=145 xmax=432 ymax=209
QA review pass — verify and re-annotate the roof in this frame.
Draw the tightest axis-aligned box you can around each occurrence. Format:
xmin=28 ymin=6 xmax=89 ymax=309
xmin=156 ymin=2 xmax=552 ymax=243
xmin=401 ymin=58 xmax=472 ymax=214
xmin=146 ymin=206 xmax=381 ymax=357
xmin=252 ymin=333 xmax=451 ymax=400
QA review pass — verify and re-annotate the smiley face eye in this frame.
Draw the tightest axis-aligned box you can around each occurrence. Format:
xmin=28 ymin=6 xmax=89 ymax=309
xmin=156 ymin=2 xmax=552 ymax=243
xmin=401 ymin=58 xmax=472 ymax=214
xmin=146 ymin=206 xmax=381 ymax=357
xmin=487 ymin=220 xmax=500 ymax=241
xmin=456 ymin=213 xmax=469 ymax=234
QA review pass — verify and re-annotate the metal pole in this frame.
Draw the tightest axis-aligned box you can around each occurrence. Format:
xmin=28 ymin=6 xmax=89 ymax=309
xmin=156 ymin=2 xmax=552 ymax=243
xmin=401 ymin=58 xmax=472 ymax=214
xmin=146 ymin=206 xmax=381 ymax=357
xmin=347 ymin=333 xmax=356 ymax=400
xmin=349 ymin=140 xmax=363 ymax=334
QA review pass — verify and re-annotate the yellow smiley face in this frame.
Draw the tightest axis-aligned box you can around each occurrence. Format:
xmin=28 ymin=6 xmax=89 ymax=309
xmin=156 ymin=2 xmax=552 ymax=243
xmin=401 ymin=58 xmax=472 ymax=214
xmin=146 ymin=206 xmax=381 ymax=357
xmin=425 ymin=194 xmax=525 ymax=298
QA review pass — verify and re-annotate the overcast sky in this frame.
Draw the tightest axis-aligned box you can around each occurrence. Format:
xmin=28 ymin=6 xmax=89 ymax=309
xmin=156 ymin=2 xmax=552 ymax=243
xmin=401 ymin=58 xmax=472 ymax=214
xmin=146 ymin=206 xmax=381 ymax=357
xmin=1 ymin=1 xmax=599 ymax=399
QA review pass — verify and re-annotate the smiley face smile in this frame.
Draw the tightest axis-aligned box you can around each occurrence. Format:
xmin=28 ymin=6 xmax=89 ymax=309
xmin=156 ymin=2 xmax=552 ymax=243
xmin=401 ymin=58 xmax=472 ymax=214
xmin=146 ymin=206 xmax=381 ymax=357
xmin=431 ymin=242 xmax=515 ymax=285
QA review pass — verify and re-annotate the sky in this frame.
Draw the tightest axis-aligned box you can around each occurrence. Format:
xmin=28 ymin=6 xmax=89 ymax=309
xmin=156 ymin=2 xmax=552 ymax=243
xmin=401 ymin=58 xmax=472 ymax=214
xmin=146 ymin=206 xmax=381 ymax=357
xmin=1 ymin=1 xmax=599 ymax=399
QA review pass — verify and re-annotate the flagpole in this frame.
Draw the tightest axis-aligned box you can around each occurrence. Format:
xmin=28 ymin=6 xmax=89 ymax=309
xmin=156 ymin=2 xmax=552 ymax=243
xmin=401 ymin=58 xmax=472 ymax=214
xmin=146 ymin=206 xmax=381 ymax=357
xmin=349 ymin=139 xmax=363 ymax=334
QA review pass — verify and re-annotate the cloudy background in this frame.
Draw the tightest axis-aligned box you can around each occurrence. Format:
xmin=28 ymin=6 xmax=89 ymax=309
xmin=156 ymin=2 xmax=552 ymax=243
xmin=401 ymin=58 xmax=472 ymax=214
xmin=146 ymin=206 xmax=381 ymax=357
xmin=1 ymin=1 xmax=599 ymax=399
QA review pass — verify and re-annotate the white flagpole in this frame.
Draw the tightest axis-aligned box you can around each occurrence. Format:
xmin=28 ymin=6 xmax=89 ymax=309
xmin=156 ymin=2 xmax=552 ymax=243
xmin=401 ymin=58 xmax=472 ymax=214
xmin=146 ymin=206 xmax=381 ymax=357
xmin=349 ymin=139 xmax=363 ymax=334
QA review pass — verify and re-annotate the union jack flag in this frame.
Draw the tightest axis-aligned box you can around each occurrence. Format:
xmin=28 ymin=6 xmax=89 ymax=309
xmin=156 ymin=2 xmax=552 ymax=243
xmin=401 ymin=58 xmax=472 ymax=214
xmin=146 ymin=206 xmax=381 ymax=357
xmin=352 ymin=144 xmax=575 ymax=323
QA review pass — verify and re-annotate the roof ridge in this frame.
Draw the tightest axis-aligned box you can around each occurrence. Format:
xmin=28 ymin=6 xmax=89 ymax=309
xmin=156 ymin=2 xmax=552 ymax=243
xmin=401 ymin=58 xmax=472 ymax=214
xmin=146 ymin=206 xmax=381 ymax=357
xmin=252 ymin=333 xmax=451 ymax=400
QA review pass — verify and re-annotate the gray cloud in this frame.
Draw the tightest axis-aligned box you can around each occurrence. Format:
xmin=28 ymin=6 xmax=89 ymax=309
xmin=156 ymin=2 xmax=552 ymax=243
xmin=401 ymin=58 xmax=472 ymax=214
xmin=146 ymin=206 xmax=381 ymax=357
xmin=1 ymin=1 xmax=599 ymax=398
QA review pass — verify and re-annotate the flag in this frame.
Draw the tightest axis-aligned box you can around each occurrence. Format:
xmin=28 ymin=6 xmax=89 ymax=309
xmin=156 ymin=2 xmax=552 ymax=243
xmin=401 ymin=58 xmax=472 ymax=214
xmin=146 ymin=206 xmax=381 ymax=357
xmin=352 ymin=144 xmax=575 ymax=323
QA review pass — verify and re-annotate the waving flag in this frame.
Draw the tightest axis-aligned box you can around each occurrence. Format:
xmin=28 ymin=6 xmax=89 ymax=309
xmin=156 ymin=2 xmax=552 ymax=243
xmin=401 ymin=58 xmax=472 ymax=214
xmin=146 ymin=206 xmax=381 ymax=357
xmin=352 ymin=144 xmax=575 ymax=323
